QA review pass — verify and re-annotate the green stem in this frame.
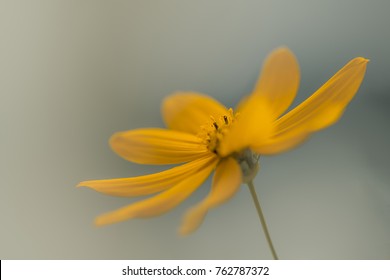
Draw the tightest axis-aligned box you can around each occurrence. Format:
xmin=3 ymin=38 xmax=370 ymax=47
xmin=247 ymin=181 xmax=279 ymax=260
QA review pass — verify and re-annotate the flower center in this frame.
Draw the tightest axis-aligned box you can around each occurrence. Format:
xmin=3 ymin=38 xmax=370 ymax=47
xmin=198 ymin=108 xmax=236 ymax=155
xmin=198 ymin=109 xmax=260 ymax=183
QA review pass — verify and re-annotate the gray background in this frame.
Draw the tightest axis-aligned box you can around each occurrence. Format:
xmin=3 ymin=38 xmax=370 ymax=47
xmin=1 ymin=0 xmax=389 ymax=259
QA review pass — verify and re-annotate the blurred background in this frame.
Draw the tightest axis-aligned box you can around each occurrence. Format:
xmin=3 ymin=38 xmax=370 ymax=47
xmin=1 ymin=0 xmax=389 ymax=259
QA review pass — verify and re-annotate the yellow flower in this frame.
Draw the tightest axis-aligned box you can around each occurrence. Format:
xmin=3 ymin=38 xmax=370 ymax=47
xmin=78 ymin=47 xmax=368 ymax=236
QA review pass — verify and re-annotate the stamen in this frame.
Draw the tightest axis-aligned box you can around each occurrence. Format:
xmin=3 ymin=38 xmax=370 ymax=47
xmin=198 ymin=110 xmax=237 ymax=154
xmin=223 ymin=115 xmax=228 ymax=124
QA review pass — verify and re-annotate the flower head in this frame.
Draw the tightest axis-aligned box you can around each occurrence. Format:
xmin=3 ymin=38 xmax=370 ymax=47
xmin=78 ymin=47 xmax=368 ymax=235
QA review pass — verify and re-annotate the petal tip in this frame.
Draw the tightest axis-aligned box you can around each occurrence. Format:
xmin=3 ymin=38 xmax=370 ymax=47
xmin=273 ymin=46 xmax=292 ymax=53
xmin=108 ymin=132 xmax=122 ymax=147
xmin=177 ymin=226 xmax=191 ymax=236
xmin=268 ymin=46 xmax=296 ymax=60
xmin=351 ymin=56 xmax=370 ymax=66
xmin=76 ymin=180 xmax=96 ymax=189
xmin=76 ymin=181 xmax=86 ymax=188
xmin=94 ymin=216 xmax=110 ymax=227
xmin=178 ymin=221 xmax=199 ymax=236
xmin=353 ymin=57 xmax=370 ymax=65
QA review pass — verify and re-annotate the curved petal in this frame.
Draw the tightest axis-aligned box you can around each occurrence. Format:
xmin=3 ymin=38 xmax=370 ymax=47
xmin=219 ymin=95 xmax=274 ymax=157
xmin=252 ymin=47 xmax=300 ymax=118
xmin=94 ymin=156 xmax=219 ymax=226
xmin=179 ymin=157 xmax=242 ymax=235
xmin=252 ymin=128 xmax=309 ymax=155
xmin=162 ymin=92 xmax=229 ymax=135
xmin=110 ymin=128 xmax=209 ymax=164
xmin=252 ymin=57 xmax=368 ymax=155
xmin=77 ymin=154 xmax=217 ymax=197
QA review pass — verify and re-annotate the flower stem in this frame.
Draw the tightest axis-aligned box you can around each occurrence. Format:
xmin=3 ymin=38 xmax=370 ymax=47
xmin=247 ymin=181 xmax=279 ymax=260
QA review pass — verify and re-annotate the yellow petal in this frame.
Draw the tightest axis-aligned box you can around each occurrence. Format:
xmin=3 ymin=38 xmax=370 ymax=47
xmin=179 ymin=157 xmax=242 ymax=235
xmin=77 ymin=154 xmax=217 ymax=197
xmin=252 ymin=47 xmax=300 ymax=118
xmin=110 ymin=128 xmax=209 ymax=164
xmin=94 ymin=156 xmax=219 ymax=226
xmin=219 ymin=95 xmax=273 ymax=157
xmin=252 ymin=128 xmax=309 ymax=155
xmin=162 ymin=92 xmax=229 ymax=135
xmin=253 ymin=57 xmax=368 ymax=155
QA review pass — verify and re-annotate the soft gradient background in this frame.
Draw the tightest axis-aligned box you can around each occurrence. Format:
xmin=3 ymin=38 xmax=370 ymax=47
xmin=1 ymin=0 xmax=389 ymax=259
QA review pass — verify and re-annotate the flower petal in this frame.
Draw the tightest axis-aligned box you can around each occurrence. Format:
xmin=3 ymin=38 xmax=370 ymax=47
xmin=252 ymin=57 xmax=368 ymax=155
xmin=110 ymin=128 xmax=210 ymax=164
xmin=179 ymin=157 xmax=242 ymax=235
xmin=219 ymin=95 xmax=274 ymax=157
xmin=252 ymin=47 xmax=300 ymax=118
xmin=77 ymin=154 xmax=217 ymax=197
xmin=94 ymin=156 xmax=219 ymax=226
xmin=162 ymin=92 xmax=229 ymax=135
xmin=252 ymin=128 xmax=309 ymax=155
